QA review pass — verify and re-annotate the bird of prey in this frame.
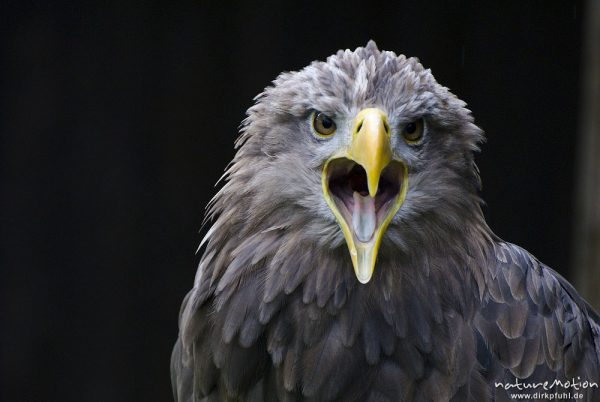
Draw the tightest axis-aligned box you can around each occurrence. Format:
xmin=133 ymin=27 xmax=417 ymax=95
xmin=171 ymin=41 xmax=600 ymax=401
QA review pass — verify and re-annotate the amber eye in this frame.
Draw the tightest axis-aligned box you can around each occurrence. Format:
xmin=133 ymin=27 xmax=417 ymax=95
xmin=312 ymin=112 xmax=337 ymax=137
xmin=401 ymin=118 xmax=424 ymax=143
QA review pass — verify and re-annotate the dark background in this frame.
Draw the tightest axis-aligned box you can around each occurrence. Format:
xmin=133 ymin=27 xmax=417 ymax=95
xmin=0 ymin=1 xmax=587 ymax=401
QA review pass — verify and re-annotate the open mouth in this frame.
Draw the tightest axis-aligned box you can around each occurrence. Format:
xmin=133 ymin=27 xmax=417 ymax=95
xmin=320 ymin=107 xmax=407 ymax=283
xmin=326 ymin=158 xmax=405 ymax=245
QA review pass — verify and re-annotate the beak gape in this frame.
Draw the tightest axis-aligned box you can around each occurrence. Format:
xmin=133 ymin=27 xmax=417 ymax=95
xmin=322 ymin=108 xmax=408 ymax=283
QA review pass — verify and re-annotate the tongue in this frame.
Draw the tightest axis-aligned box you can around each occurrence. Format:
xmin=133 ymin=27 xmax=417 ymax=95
xmin=352 ymin=192 xmax=377 ymax=242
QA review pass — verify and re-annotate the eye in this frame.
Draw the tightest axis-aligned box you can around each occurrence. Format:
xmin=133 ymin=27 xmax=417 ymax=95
xmin=401 ymin=118 xmax=424 ymax=144
xmin=312 ymin=112 xmax=337 ymax=137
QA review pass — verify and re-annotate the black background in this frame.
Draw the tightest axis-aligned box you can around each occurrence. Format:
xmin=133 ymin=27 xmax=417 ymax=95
xmin=1 ymin=1 xmax=586 ymax=401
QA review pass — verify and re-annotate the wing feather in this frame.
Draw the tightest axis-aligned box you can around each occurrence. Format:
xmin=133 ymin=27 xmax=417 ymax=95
xmin=475 ymin=242 xmax=600 ymax=401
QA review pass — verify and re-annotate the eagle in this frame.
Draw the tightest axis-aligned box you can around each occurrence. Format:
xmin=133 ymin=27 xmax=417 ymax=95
xmin=171 ymin=41 xmax=600 ymax=401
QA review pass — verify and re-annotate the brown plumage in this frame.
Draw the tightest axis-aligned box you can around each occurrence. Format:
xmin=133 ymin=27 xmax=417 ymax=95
xmin=171 ymin=41 xmax=600 ymax=401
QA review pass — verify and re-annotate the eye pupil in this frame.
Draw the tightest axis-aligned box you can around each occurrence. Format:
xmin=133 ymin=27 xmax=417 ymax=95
xmin=313 ymin=112 xmax=337 ymax=136
xmin=402 ymin=118 xmax=424 ymax=143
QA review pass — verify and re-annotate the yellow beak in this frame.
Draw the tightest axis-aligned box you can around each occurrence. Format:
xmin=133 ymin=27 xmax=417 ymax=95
xmin=348 ymin=109 xmax=394 ymax=197
xmin=322 ymin=108 xmax=408 ymax=283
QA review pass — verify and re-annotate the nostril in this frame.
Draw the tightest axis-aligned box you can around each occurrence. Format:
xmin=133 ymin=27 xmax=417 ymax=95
xmin=356 ymin=120 xmax=364 ymax=133
xmin=383 ymin=121 xmax=390 ymax=134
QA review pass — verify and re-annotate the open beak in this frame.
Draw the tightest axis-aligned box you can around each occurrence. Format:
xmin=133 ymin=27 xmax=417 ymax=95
xmin=322 ymin=108 xmax=408 ymax=283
